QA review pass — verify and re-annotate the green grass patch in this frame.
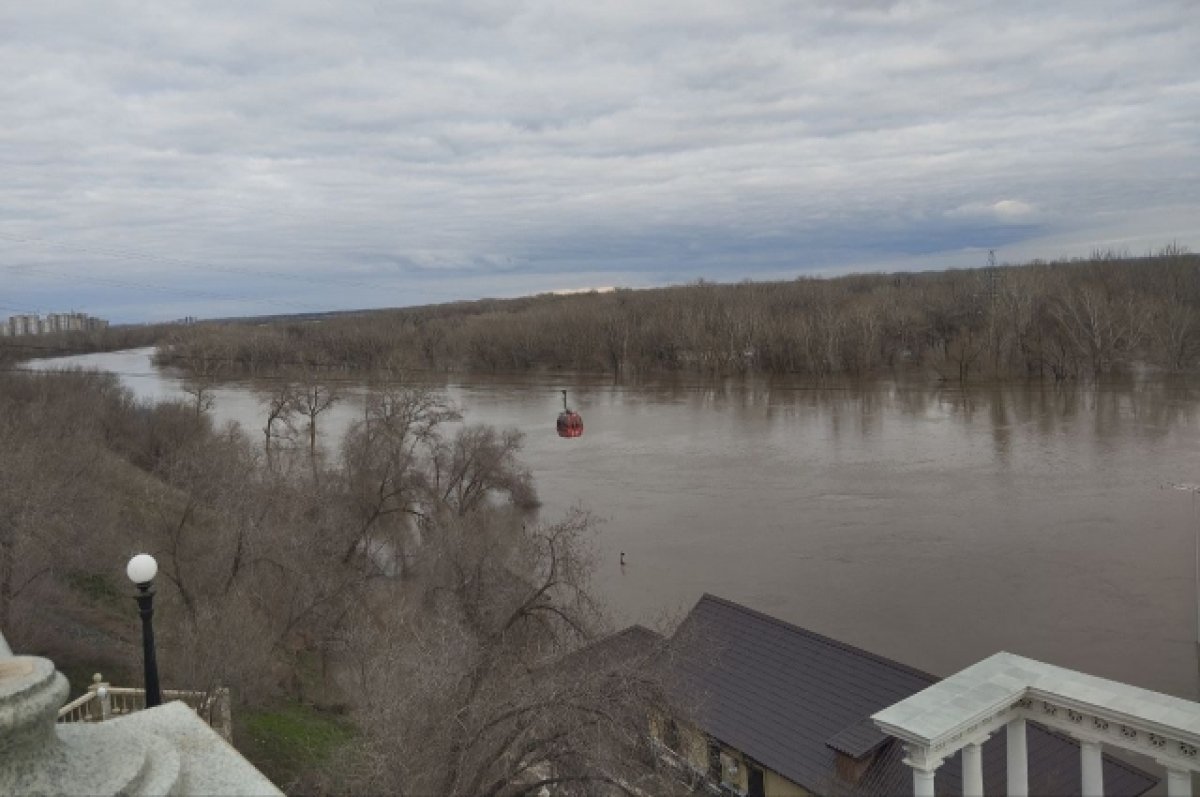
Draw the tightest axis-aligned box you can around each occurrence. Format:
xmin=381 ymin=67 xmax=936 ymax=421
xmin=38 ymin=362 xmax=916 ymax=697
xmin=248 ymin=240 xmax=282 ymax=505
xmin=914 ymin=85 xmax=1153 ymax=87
xmin=66 ymin=570 xmax=125 ymax=610
xmin=236 ymin=703 xmax=355 ymax=789
xmin=42 ymin=650 xmax=138 ymax=700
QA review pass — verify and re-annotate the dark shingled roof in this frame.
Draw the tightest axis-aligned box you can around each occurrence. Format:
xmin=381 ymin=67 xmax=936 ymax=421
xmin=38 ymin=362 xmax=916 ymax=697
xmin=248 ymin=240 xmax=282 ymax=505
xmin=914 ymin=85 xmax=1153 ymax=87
xmin=556 ymin=624 xmax=664 ymax=674
xmin=667 ymin=594 xmax=1157 ymax=796
xmin=826 ymin=718 xmax=890 ymax=760
xmin=587 ymin=624 xmax=663 ymax=661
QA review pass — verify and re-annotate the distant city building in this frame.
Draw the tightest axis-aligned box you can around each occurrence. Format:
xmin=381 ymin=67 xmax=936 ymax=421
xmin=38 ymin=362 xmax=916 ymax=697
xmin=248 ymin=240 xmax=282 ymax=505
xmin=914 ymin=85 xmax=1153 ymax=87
xmin=0 ymin=312 xmax=108 ymax=337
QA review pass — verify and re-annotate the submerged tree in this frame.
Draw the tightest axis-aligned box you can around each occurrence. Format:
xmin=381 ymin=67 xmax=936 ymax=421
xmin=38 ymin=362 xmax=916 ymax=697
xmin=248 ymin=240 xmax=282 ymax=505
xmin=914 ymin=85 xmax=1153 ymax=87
xmin=292 ymin=375 xmax=339 ymax=459
xmin=259 ymin=381 xmax=298 ymax=464
xmin=180 ymin=354 xmax=225 ymax=416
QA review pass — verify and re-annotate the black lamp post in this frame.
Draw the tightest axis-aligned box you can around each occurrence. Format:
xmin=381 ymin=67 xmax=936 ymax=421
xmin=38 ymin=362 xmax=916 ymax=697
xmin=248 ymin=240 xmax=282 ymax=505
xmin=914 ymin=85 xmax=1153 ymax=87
xmin=126 ymin=553 xmax=162 ymax=708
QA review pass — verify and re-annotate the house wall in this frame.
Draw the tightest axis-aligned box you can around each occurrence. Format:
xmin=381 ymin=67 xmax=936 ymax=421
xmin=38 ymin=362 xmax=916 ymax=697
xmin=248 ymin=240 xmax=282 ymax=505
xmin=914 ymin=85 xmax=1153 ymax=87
xmin=680 ymin=723 xmax=710 ymax=773
xmin=714 ymin=742 xmax=748 ymax=794
xmin=650 ymin=713 xmax=810 ymax=797
xmin=651 ymin=713 xmax=739 ymax=790
xmin=764 ymin=768 xmax=811 ymax=797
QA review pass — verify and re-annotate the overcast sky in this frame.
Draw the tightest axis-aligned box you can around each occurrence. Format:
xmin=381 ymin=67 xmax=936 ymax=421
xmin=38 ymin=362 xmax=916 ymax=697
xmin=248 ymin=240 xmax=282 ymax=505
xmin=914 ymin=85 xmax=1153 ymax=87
xmin=2 ymin=0 xmax=1197 ymax=322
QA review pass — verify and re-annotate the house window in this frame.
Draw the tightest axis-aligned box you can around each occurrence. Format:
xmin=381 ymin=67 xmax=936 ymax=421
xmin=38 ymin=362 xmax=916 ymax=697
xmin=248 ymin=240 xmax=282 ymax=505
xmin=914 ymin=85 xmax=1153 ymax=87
xmin=708 ymin=740 xmax=722 ymax=781
xmin=747 ymin=764 xmax=765 ymax=797
xmin=664 ymin=718 xmax=682 ymax=754
xmin=717 ymin=750 xmax=740 ymax=788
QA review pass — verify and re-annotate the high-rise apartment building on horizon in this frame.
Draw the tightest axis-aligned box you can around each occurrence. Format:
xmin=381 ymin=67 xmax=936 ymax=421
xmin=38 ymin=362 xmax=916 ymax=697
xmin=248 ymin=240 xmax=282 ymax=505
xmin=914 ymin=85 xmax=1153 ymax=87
xmin=0 ymin=312 xmax=108 ymax=337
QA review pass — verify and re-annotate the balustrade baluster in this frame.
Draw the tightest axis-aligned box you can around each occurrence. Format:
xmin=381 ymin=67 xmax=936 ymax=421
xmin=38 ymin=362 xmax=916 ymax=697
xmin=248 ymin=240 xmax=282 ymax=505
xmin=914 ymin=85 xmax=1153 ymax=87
xmin=1007 ymin=718 xmax=1028 ymax=797
xmin=1167 ymin=768 xmax=1193 ymax=797
xmin=1080 ymin=741 xmax=1104 ymax=797
xmin=963 ymin=742 xmax=984 ymax=797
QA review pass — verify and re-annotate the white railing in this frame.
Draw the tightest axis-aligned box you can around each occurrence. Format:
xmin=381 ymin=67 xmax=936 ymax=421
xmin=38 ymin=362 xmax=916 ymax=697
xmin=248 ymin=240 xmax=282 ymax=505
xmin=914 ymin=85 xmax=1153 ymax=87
xmin=872 ymin=652 xmax=1200 ymax=797
xmin=57 ymin=692 xmax=95 ymax=724
xmin=56 ymin=673 xmax=232 ymax=741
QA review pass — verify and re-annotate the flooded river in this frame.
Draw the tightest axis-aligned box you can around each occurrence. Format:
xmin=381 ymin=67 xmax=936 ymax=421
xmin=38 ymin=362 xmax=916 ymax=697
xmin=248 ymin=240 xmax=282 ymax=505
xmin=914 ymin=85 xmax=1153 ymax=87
xmin=28 ymin=347 xmax=1200 ymax=699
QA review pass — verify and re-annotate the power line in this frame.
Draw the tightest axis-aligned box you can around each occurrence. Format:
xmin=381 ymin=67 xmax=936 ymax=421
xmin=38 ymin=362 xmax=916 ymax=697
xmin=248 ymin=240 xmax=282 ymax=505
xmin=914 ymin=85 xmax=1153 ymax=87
xmin=3 ymin=354 xmax=1114 ymax=396
xmin=0 ymin=232 xmax=410 ymax=295
xmin=2 ymin=262 xmax=321 ymax=313
xmin=0 ymin=301 xmax=44 ymax=315
xmin=6 ymin=337 xmax=587 ymax=379
xmin=0 ymin=341 xmax=127 ymax=355
xmin=0 ymin=364 xmax=597 ymax=393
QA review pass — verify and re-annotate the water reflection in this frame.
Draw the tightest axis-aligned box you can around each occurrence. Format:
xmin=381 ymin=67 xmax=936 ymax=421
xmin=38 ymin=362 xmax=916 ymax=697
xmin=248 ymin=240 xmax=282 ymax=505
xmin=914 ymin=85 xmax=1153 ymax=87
xmin=24 ymin=349 xmax=1200 ymax=700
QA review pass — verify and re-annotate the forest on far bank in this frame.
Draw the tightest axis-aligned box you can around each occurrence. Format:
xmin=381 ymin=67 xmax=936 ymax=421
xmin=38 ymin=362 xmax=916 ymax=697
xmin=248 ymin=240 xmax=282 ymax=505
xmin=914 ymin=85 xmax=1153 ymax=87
xmin=0 ymin=323 xmax=170 ymax=367
xmin=155 ymin=246 xmax=1200 ymax=383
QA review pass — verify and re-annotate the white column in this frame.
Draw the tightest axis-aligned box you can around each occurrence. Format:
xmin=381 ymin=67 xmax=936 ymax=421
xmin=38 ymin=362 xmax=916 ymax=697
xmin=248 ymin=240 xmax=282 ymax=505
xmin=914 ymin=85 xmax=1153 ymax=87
xmin=963 ymin=742 xmax=984 ymax=797
xmin=913 ymin=767 xmax=937 ymax=797
xmin=1007 ymin=718 xmax=1028 ymax=797
xmin=1167 ymin=768 xmax=1193 ymax=797
xmin=1081 ymin=741 xmax=1104 ymax=797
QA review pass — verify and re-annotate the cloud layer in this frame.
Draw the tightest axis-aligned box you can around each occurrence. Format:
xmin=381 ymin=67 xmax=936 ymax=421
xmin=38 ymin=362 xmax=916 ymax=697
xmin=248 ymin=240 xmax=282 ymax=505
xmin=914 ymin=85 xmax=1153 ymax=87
xmin=1 ymin=0 xmax=1197 ymax=321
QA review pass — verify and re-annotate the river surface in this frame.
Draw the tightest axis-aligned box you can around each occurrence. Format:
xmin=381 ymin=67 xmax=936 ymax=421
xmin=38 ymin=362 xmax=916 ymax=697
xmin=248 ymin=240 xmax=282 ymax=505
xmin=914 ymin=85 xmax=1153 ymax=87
xmin=27 ymin=347 xmax=1200 ymax=700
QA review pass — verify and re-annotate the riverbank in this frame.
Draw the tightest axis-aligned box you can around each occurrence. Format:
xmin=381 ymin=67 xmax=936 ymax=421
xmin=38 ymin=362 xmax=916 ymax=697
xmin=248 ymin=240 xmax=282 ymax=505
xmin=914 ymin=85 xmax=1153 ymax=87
xmin=153 ymin=250 xmax=1200 ymax=383
xmin=0 ymin=324 xmax=172 ymax=366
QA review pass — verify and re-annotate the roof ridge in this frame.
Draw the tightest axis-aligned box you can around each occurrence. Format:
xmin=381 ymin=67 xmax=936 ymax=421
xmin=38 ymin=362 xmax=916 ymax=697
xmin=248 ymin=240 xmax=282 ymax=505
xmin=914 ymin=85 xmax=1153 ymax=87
xmin=572 ymin=623 xmax=663 ymax=655
xmin=695 ymin=593 xmax=939 ymax=683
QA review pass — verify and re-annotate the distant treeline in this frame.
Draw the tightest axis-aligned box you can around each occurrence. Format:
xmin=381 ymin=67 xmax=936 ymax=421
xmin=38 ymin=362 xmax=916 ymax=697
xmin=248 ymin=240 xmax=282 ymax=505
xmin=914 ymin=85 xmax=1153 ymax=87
xmin=0 ymin=323 xmax=173 ymax=367
xmin=158 ymin=247 xmax=1200 ymax=381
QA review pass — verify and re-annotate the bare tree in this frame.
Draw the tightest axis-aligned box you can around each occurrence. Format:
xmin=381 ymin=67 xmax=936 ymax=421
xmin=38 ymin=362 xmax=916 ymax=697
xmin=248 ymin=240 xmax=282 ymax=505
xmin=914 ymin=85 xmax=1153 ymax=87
xmin=432 ymin=426 xmax=539 ymax=516
xmin=333 ymin=512 xmax=675 ymax=797
xmin=292 ymin=376 xmax=340 ymax=459
xmin=178 ymin=352 xmax=226 ymax=417
xmin=338 ymin=385 xmax=459 ymax=569
xmin=0 ymin=376 xmax=110 ymax=632
xmin=259 ymin=381 xmax=298 ymax=463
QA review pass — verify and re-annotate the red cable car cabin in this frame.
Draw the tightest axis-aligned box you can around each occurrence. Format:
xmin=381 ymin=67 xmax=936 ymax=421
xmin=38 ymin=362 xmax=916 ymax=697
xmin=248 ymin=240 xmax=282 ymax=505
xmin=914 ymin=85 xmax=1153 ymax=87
xmin=557 ymin=390 xmax=584 ymax=438
xmin=557 ymin=410 xmax=583 ymax=438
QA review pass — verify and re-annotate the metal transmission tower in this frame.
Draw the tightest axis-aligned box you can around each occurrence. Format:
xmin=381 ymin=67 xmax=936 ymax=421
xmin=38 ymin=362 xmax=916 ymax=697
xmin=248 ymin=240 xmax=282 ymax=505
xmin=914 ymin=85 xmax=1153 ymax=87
xmin=986 ymin=249 xmax=999 ymax=306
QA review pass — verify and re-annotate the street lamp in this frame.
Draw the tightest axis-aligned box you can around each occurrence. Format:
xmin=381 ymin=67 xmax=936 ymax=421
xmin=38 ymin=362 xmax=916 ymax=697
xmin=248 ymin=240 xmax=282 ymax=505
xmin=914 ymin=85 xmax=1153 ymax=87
xmin=126 ymin=553 xmax=162 ymax=708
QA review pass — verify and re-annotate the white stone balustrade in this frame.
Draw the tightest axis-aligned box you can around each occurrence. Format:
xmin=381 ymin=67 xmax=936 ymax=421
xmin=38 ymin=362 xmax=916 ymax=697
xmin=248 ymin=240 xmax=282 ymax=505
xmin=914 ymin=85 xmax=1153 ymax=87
xmin=2 ymin=630 xmax=278 ymax=796
xmin=872 ymin=652 xmax=1200 ymax=797
xmin=55 ymin=673 xmax=234 ymax=741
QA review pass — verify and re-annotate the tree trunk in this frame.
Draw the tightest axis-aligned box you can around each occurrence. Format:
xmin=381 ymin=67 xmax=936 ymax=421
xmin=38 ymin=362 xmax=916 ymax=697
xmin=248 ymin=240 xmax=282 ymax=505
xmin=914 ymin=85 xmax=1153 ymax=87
xmin=0 ymin=536 xmax=13 ymax=634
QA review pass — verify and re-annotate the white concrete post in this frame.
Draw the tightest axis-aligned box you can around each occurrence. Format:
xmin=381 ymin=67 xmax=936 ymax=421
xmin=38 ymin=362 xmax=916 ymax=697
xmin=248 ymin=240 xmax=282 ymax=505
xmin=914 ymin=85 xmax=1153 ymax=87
xmin=1167 ymin=768 xmax=1193 ymax=797
xmin=963 ymin=742 xmax=984 ymax=797
xmin=86 ymin=673 xmax=111 ymax=721
xmin=913 ymin=767 xmax=937 ymax=797
xmin=1081 ymin=741 xmax=1104 ymax=797
xmin=1007 ymin=718 xmax=1028 ymax=797
xmin=97 ymin=686 xmax=110 ymax=721
xmin=213 ymin=687 xmax=233 ymax=742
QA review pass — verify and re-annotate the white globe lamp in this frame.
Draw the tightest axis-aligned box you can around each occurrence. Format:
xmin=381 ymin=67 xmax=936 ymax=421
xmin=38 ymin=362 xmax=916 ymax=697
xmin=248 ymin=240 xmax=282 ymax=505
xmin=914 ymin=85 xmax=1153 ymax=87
xmin=126 ymin=553 xmax=158 ymax=585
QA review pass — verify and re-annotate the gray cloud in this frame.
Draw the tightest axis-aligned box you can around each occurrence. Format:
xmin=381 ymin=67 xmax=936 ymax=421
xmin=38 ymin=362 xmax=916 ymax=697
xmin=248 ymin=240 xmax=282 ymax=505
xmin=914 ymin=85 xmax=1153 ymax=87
xmin=0 ymin=0 xmax=1197 ymax=321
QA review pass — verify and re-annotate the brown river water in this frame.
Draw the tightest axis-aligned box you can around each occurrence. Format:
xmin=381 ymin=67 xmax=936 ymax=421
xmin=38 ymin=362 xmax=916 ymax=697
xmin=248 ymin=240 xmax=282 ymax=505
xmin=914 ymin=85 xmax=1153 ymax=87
xmin=29 ymin=347 xmax=1200 ymax=700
